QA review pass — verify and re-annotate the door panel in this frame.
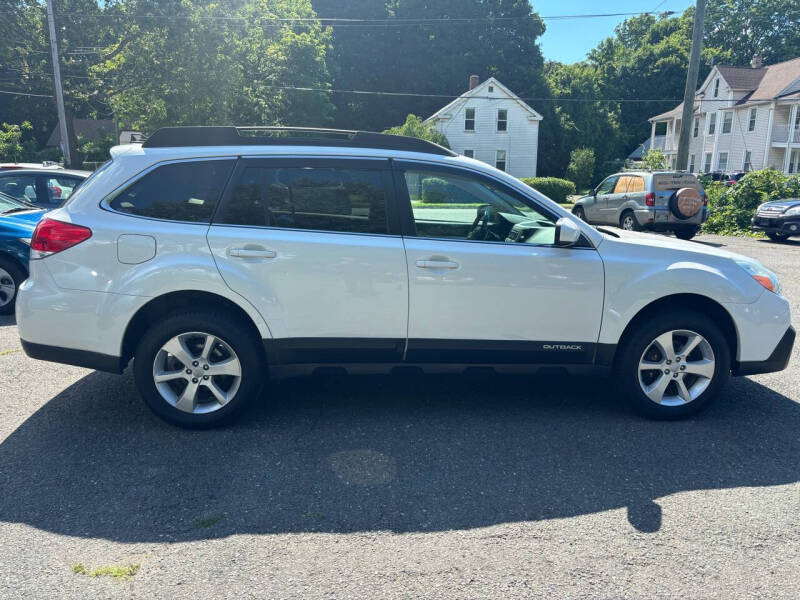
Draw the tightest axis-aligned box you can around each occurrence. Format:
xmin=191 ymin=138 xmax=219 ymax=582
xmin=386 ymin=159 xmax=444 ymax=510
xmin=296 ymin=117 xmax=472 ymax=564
xmin=591 ymin=175 xmax=618 ymax=224
xmin=395 ymin=162 xmax=605 ymax=363
xmin=603 ymin=175 xmax=630 ymax=223
xmin=207 ymin=158 xmax=408 ymax=349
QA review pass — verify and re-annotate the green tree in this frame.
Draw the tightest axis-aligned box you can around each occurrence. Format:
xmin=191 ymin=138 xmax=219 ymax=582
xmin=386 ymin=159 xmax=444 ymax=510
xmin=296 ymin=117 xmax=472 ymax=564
xmin=383 ymin=114 xmax=449 ymax=148
xmin=566 ymin=147 xmax=595 ymax=190
xmin=0 ymin=121 xmax=35 ymax=162
xmin=705 ymin=0 xmax=800 ymax=65
xmin=641 ymin=148 xmax=667 ymax=171
xmin=93 ymin=0 xmax=334 ymax=132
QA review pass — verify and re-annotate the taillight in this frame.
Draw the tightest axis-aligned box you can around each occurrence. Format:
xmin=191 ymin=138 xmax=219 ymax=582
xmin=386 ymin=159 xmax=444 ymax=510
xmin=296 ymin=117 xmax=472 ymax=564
xmin=645 ymin=192 xmax=655 ymax=207
xmin=30 ymin=218 xmax=92 ymax=258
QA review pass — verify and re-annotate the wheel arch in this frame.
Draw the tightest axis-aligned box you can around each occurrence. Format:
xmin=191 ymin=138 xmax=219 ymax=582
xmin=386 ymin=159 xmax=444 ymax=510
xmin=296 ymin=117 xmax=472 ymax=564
xmin=120 ymin=290 xmax=267 ymax=367
xmin=0 ymin=249 xmax=29 ymax=278
xmin=612 ymin=293 xmax=738 ymax=368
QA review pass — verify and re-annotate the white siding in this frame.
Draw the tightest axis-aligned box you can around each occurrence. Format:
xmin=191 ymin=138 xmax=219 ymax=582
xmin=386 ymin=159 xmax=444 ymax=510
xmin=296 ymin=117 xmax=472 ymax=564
xmin=427 ymin=81 xmax=541 ymax=178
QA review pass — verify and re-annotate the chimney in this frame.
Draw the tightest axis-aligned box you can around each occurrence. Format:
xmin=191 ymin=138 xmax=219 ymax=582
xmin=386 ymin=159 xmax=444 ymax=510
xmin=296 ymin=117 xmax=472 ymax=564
xmin=469 ymin=74 xmax=480 ymax=90
xmin=751 ymin=54 xmax=763 ymax=69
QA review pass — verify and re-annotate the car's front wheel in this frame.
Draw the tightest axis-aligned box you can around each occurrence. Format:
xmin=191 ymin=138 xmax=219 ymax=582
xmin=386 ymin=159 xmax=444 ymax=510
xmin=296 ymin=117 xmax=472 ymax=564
xmin=0 ymin=257 xmax=26 ymax=316
xmin=133 ymin=311 xmax=264 ymax=428
xmin=573 ymin=206 xmax=586 ymax=221
xmin=766 ymin=232 xmax=790 ymax=242
xmin=617 ymin=309 xmax=731 ymax=419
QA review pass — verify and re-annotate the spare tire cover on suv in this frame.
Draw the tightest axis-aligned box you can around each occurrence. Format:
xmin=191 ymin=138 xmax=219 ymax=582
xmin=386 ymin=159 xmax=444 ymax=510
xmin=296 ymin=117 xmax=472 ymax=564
xmin=670 ymin=187 xmax=702 ymax=220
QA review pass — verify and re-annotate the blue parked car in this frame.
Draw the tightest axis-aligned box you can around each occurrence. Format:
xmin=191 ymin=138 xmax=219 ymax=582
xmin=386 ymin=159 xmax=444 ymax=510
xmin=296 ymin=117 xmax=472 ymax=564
xmin=0 ymin=192 xmax=46 ymax=314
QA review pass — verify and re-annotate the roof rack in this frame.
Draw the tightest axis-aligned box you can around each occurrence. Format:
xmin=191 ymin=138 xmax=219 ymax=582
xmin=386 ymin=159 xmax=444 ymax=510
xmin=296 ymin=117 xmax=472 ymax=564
xmin=141 ymin=126 xmax=457 ymax=156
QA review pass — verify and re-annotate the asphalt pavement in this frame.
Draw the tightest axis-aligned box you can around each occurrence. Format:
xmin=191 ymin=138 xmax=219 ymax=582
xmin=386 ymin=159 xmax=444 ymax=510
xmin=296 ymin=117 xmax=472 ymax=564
xmin=0 ymin=233 xmax=798 ymax=599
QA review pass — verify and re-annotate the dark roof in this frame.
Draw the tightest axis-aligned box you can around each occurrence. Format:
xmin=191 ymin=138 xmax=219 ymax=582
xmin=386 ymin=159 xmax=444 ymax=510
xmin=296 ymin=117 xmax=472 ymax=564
xmin=717 ymin=65 xmax=767 ymax=90
xmin=628 ymin=135 xmax=666 ymax=160
xmin=47 ymin=119 xmax=115 ymax=146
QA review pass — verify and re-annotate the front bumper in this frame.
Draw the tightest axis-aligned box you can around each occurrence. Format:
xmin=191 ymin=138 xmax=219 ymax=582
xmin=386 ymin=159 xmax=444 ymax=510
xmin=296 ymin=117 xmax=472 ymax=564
xmin=751 ymin=215 xmax=800 ymax=236
xmin=733 ymin=326 xmax=796 ymax=376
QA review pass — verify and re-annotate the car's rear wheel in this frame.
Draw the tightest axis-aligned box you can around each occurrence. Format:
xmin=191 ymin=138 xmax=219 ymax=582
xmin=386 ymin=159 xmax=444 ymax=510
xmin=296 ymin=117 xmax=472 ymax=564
xmin=0 ymin=257 xmax=26 ymax=316
xmin=766 ymin=232 xmax=790 ymax=242
xmin=573 ymin=206 xmax=586 ymax=221
xmin=674 ymin=227 xmax=699 ymax=241
xmin=620 ymin=211 xmax=639 ymax=231
xmin=616 ymin=309 xmax=731 ymax=419
xmin=133 ymin=311 xmax=264 ymax=428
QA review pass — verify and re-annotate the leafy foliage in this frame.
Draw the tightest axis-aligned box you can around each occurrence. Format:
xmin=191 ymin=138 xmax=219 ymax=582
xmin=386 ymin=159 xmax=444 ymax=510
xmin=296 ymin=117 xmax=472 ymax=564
xmin=702 ymin=169 xmax=800 ymax=235
xmin=641 ymin=148 xmax=667 ymax=171
xmin=0 ymin=121 xmax=33 ymax=162
xmin=566 ymin=147 xmax=595 ymax=190
xmin=520 ymin=177 xmax=576 ymax=204
xmin=383 ymin=114 xmax=450 ymax=148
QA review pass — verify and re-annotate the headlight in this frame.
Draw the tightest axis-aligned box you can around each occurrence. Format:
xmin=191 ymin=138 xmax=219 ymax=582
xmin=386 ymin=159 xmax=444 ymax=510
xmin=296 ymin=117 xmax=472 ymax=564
xmin=735 ymin=259 xmax=782 ymax=295
xmin=784 ymin=205 xmax=800 ymax=217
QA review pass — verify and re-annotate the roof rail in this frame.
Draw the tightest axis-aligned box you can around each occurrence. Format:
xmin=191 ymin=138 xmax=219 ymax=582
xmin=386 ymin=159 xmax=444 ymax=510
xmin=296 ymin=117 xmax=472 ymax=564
xmin=141 ymin=126 xmax=457 ymax=156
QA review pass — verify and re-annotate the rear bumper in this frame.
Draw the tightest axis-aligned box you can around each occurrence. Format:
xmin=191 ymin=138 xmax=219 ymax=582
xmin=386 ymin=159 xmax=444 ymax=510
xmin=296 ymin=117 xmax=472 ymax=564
xmin=20 ymin=339 xmax=124 ymax=373
xmin=635 ymin=206 xmax=708 ymax=230
xmin=733 ymin=326 xmax=795 ymax=376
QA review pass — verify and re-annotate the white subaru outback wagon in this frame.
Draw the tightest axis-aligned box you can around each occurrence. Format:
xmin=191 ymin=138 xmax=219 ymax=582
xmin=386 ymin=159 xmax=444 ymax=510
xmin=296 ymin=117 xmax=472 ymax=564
xmin=16 ymin=127 xmax=794 ymax=428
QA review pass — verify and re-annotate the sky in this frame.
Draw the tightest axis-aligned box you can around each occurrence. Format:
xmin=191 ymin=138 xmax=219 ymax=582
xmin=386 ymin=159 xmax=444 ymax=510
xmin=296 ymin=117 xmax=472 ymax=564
xmin=535 ymin=0 xmax=695 ymax=64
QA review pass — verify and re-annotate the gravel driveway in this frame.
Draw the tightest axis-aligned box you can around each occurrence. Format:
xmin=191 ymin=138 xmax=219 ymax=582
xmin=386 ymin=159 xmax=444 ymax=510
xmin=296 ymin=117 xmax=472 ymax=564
xmin=0 ymin=234 xmax=798 ymax=599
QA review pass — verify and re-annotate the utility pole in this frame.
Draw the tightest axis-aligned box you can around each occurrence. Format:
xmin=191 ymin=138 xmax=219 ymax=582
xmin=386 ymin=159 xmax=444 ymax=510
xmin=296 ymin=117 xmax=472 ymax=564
xmin=46 ymin=0 xmax=72 ymax=168
xmin=676 ymin=0 xmax=707 ymax=171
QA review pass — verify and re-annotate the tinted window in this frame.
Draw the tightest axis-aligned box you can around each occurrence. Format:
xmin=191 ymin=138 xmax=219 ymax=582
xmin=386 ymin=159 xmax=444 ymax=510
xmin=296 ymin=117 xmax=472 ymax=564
xmin=110 ymin=160 xmax=234 ymax=222
xmin=404 ymin=168 xmax=557 ymax=246
xmin=0 ymin=174 xmax=37 ymax=203
xmin=217 ymin=166 xmax=388 ymax=235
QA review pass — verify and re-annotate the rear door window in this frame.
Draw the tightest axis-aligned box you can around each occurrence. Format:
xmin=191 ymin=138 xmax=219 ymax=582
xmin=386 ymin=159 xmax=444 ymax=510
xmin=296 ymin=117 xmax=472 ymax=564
xmin=627 ymin=176 xmax=645 ymax=193
xmin=216 ymin=164 xmax=389 ymax=235
xmin=41 ymin=175 xmax=84 ymax=206
xmin=0 ymin=174 xmax=38 ymax=203
xmin=109 ymin=159 xmax=235 ymax=222
xmin=613 ymin=176 xmax=631 ymax=194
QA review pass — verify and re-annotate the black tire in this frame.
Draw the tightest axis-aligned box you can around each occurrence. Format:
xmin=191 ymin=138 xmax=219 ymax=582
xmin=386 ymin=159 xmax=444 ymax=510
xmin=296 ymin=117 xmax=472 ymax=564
xmin=619 ymin=210 xmax=640 ymax=231
xmin=133 ymin=310 xmax=265 ymax=428
xmin=674 ymin=227 xmax=699 ymax=241
xmin=616 ymin=309 xmax=731 ymax=420
xmin=766 ymin=232 xmax=790 ymax=242
xmin=0 ymin=255 xmax=26 ymax=316
xmin=573 ymin=206 xmax=586 ymax=221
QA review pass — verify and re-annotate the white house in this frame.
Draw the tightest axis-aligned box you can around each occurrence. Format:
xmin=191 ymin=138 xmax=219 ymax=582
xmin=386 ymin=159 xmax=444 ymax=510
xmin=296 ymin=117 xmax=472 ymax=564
xmin=425 ymin=76 xmax=543 ymax=178
xmin=649 ymin=55 xmax=800 ymax=174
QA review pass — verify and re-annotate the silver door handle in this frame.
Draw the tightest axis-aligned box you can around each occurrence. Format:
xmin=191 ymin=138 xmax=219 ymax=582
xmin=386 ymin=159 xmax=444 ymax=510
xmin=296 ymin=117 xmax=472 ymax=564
xmin=415 ymin=259 xmax=459 ymax=269
xmin=228 ymin=247 xmax=277 ymax=259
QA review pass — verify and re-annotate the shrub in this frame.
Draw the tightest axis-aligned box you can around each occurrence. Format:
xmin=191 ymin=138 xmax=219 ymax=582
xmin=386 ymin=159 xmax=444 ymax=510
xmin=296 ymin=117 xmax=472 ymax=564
xmin=383 ymin=114 xmax=450 ymax=148
xmin=520 ymin=177 xmax=576 ymax=204
xmin=642 ymin=148 xmax=667 ymax=171
xmin=702 ymin=168 xmax=800 ymax=235
xmin=421 ymin=177 xmax=450 ymax=203
xmin=566 ymin=147 xmax=595 ymax=191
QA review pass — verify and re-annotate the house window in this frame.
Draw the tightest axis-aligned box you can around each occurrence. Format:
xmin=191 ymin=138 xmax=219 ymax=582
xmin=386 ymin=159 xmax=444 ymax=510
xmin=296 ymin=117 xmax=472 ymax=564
xmin=713 ymin=78 xmax=720 ymax=98
xmin=744 ymin=150 xmax=753 ymax=171
xmin=689 ymin=154 xmax=696 ymax=173
xmin=693 ymin=117 xmax=700 ymax=138
xmin=748 ymin=108 xmax=757 ymax=132
xmin=497 ymin=109 xmax=508 ymax=132
xmin=495 ymin=150 xmax=507 ymax=171
xmin=463 ymin=149 xmax=474 ymax=158
xmin=708 ymin=113 xmax=717 ymax=135
xmin=464 ymin=108 xmax=475 ymax=131
xmin=722 ymin=111 xmax=733 ymax=134
xmin=488 ymin=85 xmax=494 ymax=93
xmin=718 ymin=152 xmax=729 ymax=172
xmin=704 ymin=153 xmax=713 ymax=172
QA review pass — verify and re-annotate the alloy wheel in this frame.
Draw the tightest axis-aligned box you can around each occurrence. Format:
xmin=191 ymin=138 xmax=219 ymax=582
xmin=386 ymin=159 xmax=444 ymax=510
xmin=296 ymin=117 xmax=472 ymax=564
xmin=638 ymin=329 xmax=715 ymax=407
xmin=0 ymin=267 xmax=15 ymax=308
xmin=152 ymin=331 xmax=242 ymax=414
xmin=622 ymin=215 xmax=635 ymax=230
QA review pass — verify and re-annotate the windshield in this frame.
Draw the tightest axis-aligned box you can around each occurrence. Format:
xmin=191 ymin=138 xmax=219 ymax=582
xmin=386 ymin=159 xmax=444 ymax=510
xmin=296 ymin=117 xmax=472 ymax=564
xmin=61 ymin=160 xmax=113 ymax=206
xmin=0 ymin=192 xmax=30 ymax=213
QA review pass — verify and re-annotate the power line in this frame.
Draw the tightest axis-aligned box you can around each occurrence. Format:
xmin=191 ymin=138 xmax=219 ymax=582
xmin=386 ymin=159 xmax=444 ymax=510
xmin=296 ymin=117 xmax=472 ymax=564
xmin=0 ymin=89 xmax=54 ymax=97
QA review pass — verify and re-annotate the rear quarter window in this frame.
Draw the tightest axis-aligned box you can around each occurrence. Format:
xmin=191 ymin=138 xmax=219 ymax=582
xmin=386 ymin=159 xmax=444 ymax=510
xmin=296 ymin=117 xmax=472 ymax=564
xmin=109 ymin=159 xmax=235 ymax=222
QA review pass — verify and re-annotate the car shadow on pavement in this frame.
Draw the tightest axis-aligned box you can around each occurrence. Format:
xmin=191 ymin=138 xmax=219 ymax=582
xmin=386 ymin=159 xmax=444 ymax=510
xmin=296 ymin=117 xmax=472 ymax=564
xmin=0 ymin=315 xmax=16 ymax=327
xmin=0 ymin=370 xmax=798 ymax=540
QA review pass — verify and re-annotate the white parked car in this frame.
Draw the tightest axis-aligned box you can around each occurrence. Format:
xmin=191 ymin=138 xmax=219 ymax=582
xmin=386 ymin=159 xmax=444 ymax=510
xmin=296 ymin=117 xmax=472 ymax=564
xmin=16 ymin=127 xmax=794 ymax=428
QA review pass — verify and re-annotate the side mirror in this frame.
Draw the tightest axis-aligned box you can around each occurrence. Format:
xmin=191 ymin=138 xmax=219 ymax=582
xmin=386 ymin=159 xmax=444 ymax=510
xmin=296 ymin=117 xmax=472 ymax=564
xmin=555 ymin=217 xmax=581 ymax=247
